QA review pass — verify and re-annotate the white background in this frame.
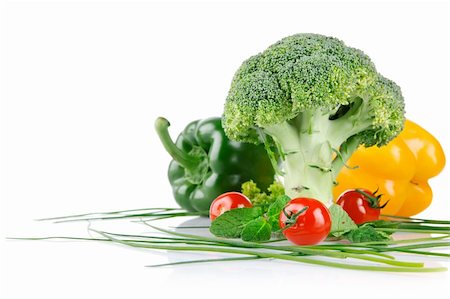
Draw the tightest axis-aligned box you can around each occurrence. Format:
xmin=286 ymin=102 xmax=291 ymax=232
xmin=1 ymin=1 xmax=449 ymax=298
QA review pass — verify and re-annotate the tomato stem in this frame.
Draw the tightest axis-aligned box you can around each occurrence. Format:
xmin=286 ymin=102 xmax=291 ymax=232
xmin=355 ymin=189 xmax=388 ymax=209
xmin=280 ymin=206 xmax=308 ymax=231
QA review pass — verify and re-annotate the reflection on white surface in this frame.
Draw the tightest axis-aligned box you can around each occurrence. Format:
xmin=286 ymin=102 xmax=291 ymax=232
xmin=173 ymin=216 xmax=212 ymax=237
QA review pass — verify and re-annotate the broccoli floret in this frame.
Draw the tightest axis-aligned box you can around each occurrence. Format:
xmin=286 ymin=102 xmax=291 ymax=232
xmin=223 ymin=34 xmax=405 ymax=205
xmin=241 ymin=180 xmax=285 ymax=211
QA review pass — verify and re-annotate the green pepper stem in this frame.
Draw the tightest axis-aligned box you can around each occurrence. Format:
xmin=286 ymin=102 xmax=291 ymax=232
xmin=154 ymin=117 xmax=199 ymax=170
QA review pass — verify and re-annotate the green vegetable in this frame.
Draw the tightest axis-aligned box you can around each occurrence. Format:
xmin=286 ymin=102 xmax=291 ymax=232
xmin=209 ymin=193 xmax=290 ymax=241
xmin=346 ymin=225 xmax=392 ymax=243
xmin=329 ymin=204 xmax=358 ymax=237
xmin=329 ymin=204 xmax=394 ymax=242
xmin=222 ymin=34 xmax=405 ymax=204
xmin=154 ymin=117 xmax=275 ymax=213
xmin=241 ymin=180 xmax=284 ymax=210
xmin=241 ymin=217 xmax=272 ymax=242
xmin=209 ymin=207 xmax=262 ymax=238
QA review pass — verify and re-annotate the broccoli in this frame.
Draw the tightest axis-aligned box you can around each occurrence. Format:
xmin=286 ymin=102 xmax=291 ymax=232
xmin=222 ymin=34 xmax=405 ymax=205
xmin=241 ymin=180 xmax=285 ymax=210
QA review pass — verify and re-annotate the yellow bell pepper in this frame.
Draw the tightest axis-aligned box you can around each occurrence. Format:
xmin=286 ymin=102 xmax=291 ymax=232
xmin=333 ymin=120 xmax=446 ymax=216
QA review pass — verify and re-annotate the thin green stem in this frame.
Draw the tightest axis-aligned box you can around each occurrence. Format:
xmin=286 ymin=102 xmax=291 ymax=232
xmin=390 ymin=249 xmax=450 ymax=258
xmin=95 ymin=230 xmax=446 ymax=273
xmin=142 ymin=224 xmax=425 ymax=267
xmin=355 ymin=235 xmax=450 ymax=246
xmin=382 ymin=215 xmax=450 ymax=225
xmin=329 ymin=248 xmax=395 ymax=260
xmin=53 ymin=212 xmax=201 ymax=223
xmin=37 ymin=207 xmax=180 ymax=221
xmin=141 ymin=222 xmax=346 ymax=258
xmin=375 ymin=228 xmax=450 ymax=235
xmin=147 ymin=256 xmax=263 ymax=267
xmin=8 ymin=236 xmax=218 ymax=247
xmin=396 ymin=224 xmax=450 ymax=231
xmin=389 ymin=242 xmax=450 ymax=251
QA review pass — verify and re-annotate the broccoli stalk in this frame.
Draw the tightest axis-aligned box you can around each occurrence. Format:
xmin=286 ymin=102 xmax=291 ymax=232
xmin=264 ymin=108 xmax=366 ymax=201
xmin=223 ymin=34 xmax=405 ymax=205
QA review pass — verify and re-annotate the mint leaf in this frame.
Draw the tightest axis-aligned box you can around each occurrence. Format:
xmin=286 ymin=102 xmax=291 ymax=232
xmin=209 ymin=207 xmax=262 ymax=238
xmin=267 ymin=195 xmax=290 ymax=231
xmin=241 ymin=217 xmax=272 ymax=242
xmin=328 ymin=204 xmax=357 ymax=237
xmin=345 ymin=225 xmax=392 ymax=243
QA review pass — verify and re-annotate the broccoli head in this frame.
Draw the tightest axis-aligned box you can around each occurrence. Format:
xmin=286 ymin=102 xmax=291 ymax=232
xmin=223 ymin=34 xmax=405 ymax=204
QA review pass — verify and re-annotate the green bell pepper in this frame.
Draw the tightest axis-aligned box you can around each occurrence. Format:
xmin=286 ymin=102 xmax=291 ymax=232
xmin=155 ymin=117 xmax=275 ymax=214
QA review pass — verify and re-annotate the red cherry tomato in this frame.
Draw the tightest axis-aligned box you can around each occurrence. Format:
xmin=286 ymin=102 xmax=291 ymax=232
xmin=336 ymin=189 xmax=382 ymax=225
xmin=279 ymin=197 xmax=331 ymax=245
xmin=209 ymin=192 xmax=252 ymax=220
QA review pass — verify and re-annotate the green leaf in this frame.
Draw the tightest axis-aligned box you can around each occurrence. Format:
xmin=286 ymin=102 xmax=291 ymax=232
xmin=345 ymin=225 xmax=392 ymax=243
xmin=329 ymin=204 xmax=358 ymax=237
xmin=267 ymin=195 xmax=290 ymax=231
xmin=209 ymin=207 xmax=263 ymax=238
xmin=241 ymin=217 xmax=272 ymax=242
